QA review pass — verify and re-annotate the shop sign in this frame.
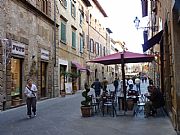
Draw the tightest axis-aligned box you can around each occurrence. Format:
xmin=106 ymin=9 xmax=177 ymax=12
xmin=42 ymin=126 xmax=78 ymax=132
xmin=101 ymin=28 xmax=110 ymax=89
xmin=41 ymin=49 xmax=49 ymax=60
xmin=12 ymin=41 xmax=25 ymax=56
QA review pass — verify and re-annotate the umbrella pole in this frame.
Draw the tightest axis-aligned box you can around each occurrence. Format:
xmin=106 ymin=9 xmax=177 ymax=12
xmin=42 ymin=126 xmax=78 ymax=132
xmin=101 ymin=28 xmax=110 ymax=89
xmin=121 ymin=53 xmax=127 ymax=114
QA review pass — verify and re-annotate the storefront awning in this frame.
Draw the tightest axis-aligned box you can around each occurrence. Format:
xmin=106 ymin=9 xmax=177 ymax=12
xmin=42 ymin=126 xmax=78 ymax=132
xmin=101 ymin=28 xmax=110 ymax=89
xmin=142 ymin=30 xmax=163 ymax=52
xmin=71 ymin=61 xmax=87 ymax=71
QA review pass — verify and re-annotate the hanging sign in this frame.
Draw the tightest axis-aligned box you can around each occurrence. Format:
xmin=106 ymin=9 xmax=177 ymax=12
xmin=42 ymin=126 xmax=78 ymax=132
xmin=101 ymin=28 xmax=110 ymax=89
xmin=41 ymin=49 xmax=49 ymax=60
xmin=12 ymin=41 xmax=25 ymax=56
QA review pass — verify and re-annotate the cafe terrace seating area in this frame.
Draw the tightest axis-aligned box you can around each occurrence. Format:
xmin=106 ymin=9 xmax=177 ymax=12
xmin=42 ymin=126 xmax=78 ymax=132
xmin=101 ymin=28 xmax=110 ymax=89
xmin=88 ymin=82 xmax=166 ymax=117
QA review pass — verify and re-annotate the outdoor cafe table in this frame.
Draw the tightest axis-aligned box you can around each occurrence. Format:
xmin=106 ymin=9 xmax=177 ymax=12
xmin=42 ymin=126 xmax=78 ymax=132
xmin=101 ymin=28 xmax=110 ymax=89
xmin=117 ymin=92 xmax=138 ymax=111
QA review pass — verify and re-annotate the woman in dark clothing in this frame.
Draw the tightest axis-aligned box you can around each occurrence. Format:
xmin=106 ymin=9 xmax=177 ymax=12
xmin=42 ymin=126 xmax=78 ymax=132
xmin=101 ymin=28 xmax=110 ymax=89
xmin=91 ymin=78 xmax=102 ymax=97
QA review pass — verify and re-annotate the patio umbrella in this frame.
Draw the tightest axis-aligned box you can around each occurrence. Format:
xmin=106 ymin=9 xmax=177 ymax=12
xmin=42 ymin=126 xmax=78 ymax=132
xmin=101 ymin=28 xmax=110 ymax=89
xmin=88 ymin=51 xmax=154 ymax=114
xmin=88 ymin=51 xmax=154 ymax=65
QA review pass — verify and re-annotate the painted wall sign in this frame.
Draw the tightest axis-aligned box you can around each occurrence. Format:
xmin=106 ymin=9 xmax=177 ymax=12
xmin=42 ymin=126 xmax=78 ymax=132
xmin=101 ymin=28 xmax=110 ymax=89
xmin=12 ymin=41 xmax=25 ymax=56
xmin=41 ymin=49 xmax=49 ymax=60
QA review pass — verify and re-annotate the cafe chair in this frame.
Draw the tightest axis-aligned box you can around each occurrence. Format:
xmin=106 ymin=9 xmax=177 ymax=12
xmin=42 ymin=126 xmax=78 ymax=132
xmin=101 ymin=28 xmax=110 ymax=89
xmin=134 ymin=94 xmax=147 ymax=116
xmin=101 ymin=92 xmax=117 ymax=117
xmin=90 ymin=95 xmax=100 ymax=114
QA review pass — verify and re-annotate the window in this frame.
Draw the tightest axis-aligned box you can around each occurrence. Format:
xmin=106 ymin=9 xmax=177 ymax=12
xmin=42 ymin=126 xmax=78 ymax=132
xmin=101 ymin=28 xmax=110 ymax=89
xmin=80 ymin=35 xmax=83 ymax=53
xmin=61 ymin=21 xmax=66 ymax=43
xmin=79 ymin=12 xmax=83 ymax=27
xmin=90 ymin=39 xmax=94 ymax=53
xmin=36 ymin=0 xmax=51 ymax=16
xmin=72 ymin=30 xmax=76 ymax=48
xmin=100 ymin=44 xmax=102 ymax=56
xmin=11 ymin=58 xmax=22 ymax=98
xmin=42 ymin=0 xmax=48 ymax=14
xmin=71 ymin=2 xmax=76 ymax=18
xmin=60 ymin=0 xmax=67 ymax=8
xmin=103 ymin=46 xmax=106 ymax=56
xmin=86 ymin=35 xmax=89 ymax=50
xmin=95 ymin=42 xmax=99 ymax=55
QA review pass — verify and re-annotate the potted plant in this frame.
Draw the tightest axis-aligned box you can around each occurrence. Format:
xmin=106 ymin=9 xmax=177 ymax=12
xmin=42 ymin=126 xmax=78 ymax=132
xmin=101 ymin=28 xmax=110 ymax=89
xmin=81 ymin=82 xmax=92 ymax=117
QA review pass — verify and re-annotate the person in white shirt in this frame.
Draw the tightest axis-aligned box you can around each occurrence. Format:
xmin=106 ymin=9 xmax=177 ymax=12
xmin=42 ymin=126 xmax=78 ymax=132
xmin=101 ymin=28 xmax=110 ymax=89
xmin=24 ymin=78 xmax=37 ymax=118
xmin=128 ymin=78 xmax=134 ymax=90
xmin=135 ymin=77 xmax=141 ymax=94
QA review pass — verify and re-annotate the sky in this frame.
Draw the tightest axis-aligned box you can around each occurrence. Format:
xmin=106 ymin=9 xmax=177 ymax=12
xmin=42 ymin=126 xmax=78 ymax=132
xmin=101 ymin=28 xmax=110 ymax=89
xmin=98 ymin=0 xmax=145 ymax=53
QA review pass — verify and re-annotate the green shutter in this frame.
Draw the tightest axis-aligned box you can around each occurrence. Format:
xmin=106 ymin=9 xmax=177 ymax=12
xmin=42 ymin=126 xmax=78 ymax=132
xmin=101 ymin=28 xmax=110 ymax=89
xmin=80 ymin=36 xmax=83 ymax=53
xmin=61 ymin=22 xmax=66 ymax=43
xmin=72 ymin=31 xmax=76 ymax=48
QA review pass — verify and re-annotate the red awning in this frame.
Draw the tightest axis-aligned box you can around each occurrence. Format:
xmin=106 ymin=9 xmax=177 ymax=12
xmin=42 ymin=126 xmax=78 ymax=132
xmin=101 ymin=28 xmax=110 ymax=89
xmin=71 ymin=61 xmax=87 ymax=71
xmin=88 ymin=51 xmax=154 ymax=65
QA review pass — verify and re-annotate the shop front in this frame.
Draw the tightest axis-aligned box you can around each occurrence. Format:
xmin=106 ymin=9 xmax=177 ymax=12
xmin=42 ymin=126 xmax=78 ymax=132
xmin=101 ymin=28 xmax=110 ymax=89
xmin=59 ymin=59 xmax=68 ymax=95
xmin=10 ymin=41 xmax=25 ymax=106
xmin=40 ymin=49 xmax=49 ymax=99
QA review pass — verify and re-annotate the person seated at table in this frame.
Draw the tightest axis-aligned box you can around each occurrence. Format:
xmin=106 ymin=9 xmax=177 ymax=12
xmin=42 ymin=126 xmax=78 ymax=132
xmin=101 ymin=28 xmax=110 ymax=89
xmin=91 ymin=78 xmax=102 ymax=97
xmin=128 ymin=78 xmax=134 ymax=90
xmin=144 ymin=85 xmax=165 ymax=118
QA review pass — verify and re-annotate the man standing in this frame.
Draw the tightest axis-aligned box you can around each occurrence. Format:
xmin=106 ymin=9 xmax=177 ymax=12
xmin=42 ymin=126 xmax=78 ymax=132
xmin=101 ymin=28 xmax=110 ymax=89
xmin=113 ymin=78 xmax=119 ymax=94
xmin=91 ymin=78 xmax=102 ymax=97
xmin=101 ymin=77 xmax=108 ymax=92
xmin=24 ymin=78 xmax=37 ymax=118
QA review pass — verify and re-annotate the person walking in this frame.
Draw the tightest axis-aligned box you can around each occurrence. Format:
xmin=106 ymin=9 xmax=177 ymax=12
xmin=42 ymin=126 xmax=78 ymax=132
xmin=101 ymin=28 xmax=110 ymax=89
xmin=24 ymin=78 xmax=38 ymax=118
xmin=91 ymin=78 xmax=102 ymax=97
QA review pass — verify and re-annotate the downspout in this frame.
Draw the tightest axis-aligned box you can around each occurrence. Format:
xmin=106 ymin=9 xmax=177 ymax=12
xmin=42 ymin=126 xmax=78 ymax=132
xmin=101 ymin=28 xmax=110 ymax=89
xmin=53 ymin=0 xmax=57 ymax=97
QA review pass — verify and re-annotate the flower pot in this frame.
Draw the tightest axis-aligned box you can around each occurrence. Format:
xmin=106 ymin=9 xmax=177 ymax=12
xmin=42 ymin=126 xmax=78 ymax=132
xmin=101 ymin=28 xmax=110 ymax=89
xmin=81 ymin=106 xmax=92 ymax=117
xmin=12 ymin=99 xmax=22 ymax=106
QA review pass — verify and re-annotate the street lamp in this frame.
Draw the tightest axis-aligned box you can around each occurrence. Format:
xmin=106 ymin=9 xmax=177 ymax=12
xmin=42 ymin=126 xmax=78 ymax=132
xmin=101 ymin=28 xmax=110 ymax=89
xmin=133 ymin=16 xmax=158 ymax=31
xmin=134 ymin=16 xmax=140 ymax=30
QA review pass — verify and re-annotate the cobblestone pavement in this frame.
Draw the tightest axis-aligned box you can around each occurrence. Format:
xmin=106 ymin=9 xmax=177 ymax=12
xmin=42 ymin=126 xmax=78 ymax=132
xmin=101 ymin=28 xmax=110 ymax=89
xmin=0 ymin=82 xmax=177 ymax=135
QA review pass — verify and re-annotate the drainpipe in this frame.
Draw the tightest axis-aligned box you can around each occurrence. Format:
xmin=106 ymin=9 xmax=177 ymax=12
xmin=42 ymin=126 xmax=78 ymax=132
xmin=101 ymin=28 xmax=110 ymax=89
xmin=53 ymin=0 xmax=57 ymax=98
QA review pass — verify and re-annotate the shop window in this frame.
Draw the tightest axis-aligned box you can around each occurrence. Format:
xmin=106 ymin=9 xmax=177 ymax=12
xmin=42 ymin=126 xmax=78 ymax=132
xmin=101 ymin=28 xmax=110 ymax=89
xmin=41 ymin=62 xmax=47 ymax=97
xmin=11 ymin=58 xmax=22 ymax=104
xmin=60 ymin=65 xmax=67 ymax=91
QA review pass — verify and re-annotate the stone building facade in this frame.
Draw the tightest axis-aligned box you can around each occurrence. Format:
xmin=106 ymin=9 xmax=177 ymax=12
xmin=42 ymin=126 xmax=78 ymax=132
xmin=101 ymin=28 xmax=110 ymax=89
xmin=142 ymin=0 xmax=180 ymax=132
xmin=157 ymin=0 xmax=180 ymax=132
xmin=0 ymin=0 xmax=58 ymax=109
xmin=56 ymin=0 xmax=113 ymax=94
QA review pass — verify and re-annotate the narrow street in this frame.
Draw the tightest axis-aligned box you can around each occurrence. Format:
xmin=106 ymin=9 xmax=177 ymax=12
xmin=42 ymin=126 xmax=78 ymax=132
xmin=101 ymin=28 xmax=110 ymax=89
xmin=0 ymin=82 xmax=177 ymax=135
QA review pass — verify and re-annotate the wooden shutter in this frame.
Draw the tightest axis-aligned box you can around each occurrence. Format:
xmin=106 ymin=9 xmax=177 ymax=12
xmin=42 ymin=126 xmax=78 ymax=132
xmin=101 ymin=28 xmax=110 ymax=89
xmin=72 ymin=31 xmax=76 ymax=48
xmin=61 ymin=22 xmax=66 ymax=43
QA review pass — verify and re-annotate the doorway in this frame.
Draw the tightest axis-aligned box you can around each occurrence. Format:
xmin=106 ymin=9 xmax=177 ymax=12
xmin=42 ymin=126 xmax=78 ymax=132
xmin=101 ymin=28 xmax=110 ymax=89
xmin=41 ymin=62 xmax=47 ymax=97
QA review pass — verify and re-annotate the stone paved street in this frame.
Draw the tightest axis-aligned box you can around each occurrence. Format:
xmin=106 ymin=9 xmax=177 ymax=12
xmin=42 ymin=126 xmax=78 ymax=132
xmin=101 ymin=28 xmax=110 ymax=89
xmin=0 ymin=82 xmax=177 ymax=135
